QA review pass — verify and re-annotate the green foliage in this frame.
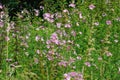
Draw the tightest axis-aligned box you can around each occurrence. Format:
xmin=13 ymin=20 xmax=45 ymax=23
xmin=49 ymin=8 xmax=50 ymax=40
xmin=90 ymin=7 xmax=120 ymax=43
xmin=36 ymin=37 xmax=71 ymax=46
xmin=0 ymin=0 xmax=120 ymax=80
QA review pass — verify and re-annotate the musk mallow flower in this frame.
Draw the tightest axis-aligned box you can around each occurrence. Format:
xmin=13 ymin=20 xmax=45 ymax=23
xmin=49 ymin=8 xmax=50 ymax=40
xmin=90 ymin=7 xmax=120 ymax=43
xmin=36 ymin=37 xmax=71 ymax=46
xmin=35 ymin=36 xmax=40 ymax=41
xmin=65 ymin=23 xmax=71 ymax=28
xmin=0 ymin=3 xmax=3 ymax=9
xmin=85 ymin=62 xmax=91 ymax=67
xmin=58 ymin=61 xmax=68 ymax=67
xmin=69 ymin=3 xmax=76 ymax=8
xmin=63 ymin=9 xmax=69 ymax=13
xmin=56 ymin=23 xmax=62 ymax=28
xmin=89 ymin=4 xmax=95 ymax=10
xmin=64 ymin=72 xmax=83 ymax=80
xmin=106 ymin=20 xmax=112 ymax=25
xmin=5 ymin=36 xmax=10 ymax=41
xmin=0 ymin=21 xmax=4 ymax=28
xmin=34 ymin=9 xmax=39 ymax=16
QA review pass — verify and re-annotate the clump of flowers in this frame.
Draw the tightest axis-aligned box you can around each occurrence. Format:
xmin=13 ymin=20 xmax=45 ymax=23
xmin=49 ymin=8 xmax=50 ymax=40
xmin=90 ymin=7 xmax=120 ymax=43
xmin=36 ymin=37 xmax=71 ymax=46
xmin=43 ymin=13 xmax=54 ymax=23
xmin=58 ymin=60 xmax=68 ymax=67
xmin=65 ymin=23 xmax=71 ymax=28
xmin=64 ymin=72 xmax=84 ymax=80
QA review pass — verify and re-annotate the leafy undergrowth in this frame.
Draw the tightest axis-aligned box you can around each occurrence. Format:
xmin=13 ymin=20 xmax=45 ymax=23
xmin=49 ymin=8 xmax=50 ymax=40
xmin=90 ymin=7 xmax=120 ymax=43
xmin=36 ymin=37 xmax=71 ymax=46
xmin=0 ymin=0 xmax=120 ymax=80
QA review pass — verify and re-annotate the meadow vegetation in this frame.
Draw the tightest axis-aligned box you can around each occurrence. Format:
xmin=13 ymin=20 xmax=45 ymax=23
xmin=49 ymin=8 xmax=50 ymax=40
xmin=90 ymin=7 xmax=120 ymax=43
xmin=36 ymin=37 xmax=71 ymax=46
xmin=0 ymin=0 xmax=120 ymax=80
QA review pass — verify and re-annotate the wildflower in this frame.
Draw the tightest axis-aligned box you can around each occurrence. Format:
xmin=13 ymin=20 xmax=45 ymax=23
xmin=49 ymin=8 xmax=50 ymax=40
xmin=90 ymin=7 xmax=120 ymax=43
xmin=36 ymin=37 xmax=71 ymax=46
xmin=55 ymin=12 xmax=62 ymax=18
xmin=79 ymin=32 xmax=82 ymax=34
xmin=43 ymin=13 xmax=54 ymax=23
xmin=40 ymin=5 xmax=44 ymax=10
xmin=77 ymin=56 xmax=81 ymax=60
xmin=85 ymin=62 xmax=91 ymax=67
xmin=65 ymin=23 xmax=71 ymax=28
xmin=56 ymin=23 xmax=62 ymax=28
xmin=68 ymin=72 xmax=78 ymax=77
xmin=106 ymin=52 xmax=112 ymax=57
xmin=58 ymin=61 xmax=68 ymax=67
xmin=0 ymin=3 xmax=3 ymax=9
xmin=69 ymin=3 xmax=76 ymax=8
xmin=79 ymin=12 xmax=83 ymax=19
xmin=35 ymin=36 xmax=40 ymax=41
xmin=36 ymin=50 xmax=40 ymax=54
xmin=34 ymin=9 xmax=39 ymax=16
xmin=47 ymin=18 xmax=54 ymax=23
xmin=106 ymin=20 xmax=112 ymax=25
xmin=89 ymin=4 xmax=95 ymax=10
xmin=63 ymin=9 xmax=69 ymax=13
xmin=26 ymin=35 xmax=29 ymax=39
xmin=64 ymin=72 xmax=83 ymax=80
xmin=51 ymin=33 xmax=58 ymax=40
xmin=43 ymin=13 xmax=51 ymax=19
xmin=47 ymin=54 xmax=54 ymax=61
xmin=46 ymin=40 xmax=51 ymax=44
xmin=64 ymin=73 xmax=71 ymax=80
xmin=68 ymin=57 xmax=75 ymax=65
xmin=0 ymin=21 xmax=4 ymax=28
xmin=71 ymin=30 xmax=76 ymax=37
xmin=94 ymin=22 xmax=99 ymax=26
xmin=5 ymin=36 xmax=10 ymax=41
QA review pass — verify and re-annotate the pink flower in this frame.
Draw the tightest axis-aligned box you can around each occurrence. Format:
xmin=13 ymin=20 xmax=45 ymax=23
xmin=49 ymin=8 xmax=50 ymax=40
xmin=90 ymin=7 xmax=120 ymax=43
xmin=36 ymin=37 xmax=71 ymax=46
xmin=0 ymin=21 xmax=4 ymax=28
xmin=47 ymin=18 xmax=54 ymax=23
xmin=65 ymin=24 xmax=71 ymax=28
xmin=43 ymin=13 xmax=51 ymax=19
xmin=43 ymin=13 xmax=54 ymax=23
xmin=35 ymin=36 xmax=40 ymax=41
xmin=106 ymin=20 xmax=112 ymax=25
xmin=94 ymin=22 xmax=99 ymax=26
xmin=46 ymin=40 xmax=51 ymax=44
xmin=68 ymin=72 xmax=78 ymax=77
xmin=77 ymin=56 xmax=81 ymax=60
xmin=64 ymin=72 xmax=83 ymax=80
xmin=55 ymin=12 xmax=62 ymax=18
xmin=36 ymin=50 xmax=40 ymax=54
xmin=63 ymin=9 xmax=69 ymax=13
xmin=0 ymin=3 xmax=3 ymax=9
xmin=5 ymin=36 xmax=10 ymax=41
xmin=40 ymin=6 xmax=44 ymax=10
xmin=89 ymin=4 xmax=95 ymax=10
xmin=58 ymin=61 xmax=68 ymax=67
xmin=34 ymin=9 xmax=39 ymax=16
xmin=64 ymin=73 xmax=71 ymax=80
xmin=51 ymin=33 xmax=58 ymax=40
xmin=69 ymin=3 xmax=76 ymax=8
xmin=106 ymin=52 xmax=112 ymax=57
xmin=85 ymin=62 xmax=91 ymax=67
xmin=71 ymin=30 xmax=76 ymax=37
xmin=56 ymin=23 xmax=62 ymax=28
